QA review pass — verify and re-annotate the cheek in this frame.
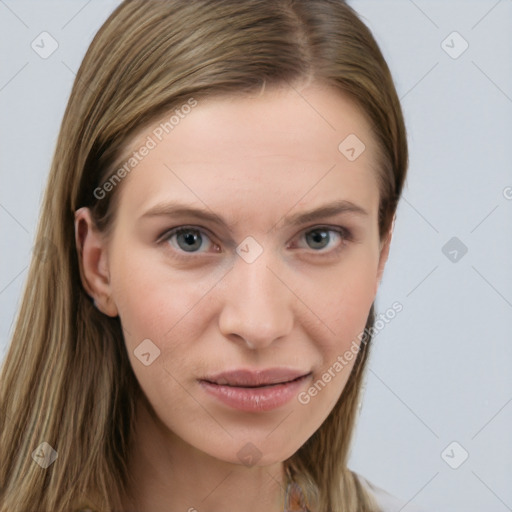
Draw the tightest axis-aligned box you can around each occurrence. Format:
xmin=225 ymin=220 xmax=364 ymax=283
xmin=108 ymin=251 xmax=203 ymax=409
xmin=307 ymin=250 xmax=378 ymax=345
xmin=108 ymin=239 xmax=206 ymax=340
xmin=298 ymin=272 xmax=375 ymax=422
xmin=108 ymin=254 xmax=161 ymax=339
xmin=302 ymin=252 xmax=377 ymax=414
xmin=327 ymin=274 xmax=376 ymax=346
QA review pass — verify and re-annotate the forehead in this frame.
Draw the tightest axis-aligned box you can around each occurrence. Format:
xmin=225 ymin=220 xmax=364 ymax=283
xmin=111 ymin=82 xmax=381 ymax=224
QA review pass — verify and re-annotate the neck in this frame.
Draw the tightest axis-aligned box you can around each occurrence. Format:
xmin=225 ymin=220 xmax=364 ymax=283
xmin=120 ymin=395 xmax=289 ymax=512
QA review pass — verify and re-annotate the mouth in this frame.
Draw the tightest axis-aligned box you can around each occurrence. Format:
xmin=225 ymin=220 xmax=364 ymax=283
xmin=201 ymin=368 xmax=312 ymax=387
xmin=198 ymin=368 xmax=312 ymax=412
xmin=202 ymin=375 xmax=308 ymax=388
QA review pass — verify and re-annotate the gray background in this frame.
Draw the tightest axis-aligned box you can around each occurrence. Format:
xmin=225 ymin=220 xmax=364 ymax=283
xmin=1 ymin=1 xmax=511 ymax=510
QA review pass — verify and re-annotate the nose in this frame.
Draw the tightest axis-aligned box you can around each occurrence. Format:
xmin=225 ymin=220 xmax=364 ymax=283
xmin=217 ymin=249 xmax=294 ymax=350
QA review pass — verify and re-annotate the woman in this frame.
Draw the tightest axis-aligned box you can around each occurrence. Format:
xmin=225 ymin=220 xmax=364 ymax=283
xmin=0 ymin=1 xmax=418 ymax=510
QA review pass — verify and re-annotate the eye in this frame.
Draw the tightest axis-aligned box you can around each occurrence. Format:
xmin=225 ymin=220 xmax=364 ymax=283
xmin=293 ymin=225 xmax=352 ymax=254
xmin=158 ymin=226 xmax=217 ymax=254
xmin=157 ymin=224 xmax=353 ymax=258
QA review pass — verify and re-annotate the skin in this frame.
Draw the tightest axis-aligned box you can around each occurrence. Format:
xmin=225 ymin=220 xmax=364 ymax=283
xmin=75 ymin=80 xmax=393 ymax=512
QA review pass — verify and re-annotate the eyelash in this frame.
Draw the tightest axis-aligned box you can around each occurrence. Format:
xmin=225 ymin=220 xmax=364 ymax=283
xmin=157 ymin=224 xmax=354 ymax=260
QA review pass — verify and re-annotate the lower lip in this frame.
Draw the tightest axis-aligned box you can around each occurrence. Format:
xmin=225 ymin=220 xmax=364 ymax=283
xmin=199 ymin=375 xmax=311 ymax=412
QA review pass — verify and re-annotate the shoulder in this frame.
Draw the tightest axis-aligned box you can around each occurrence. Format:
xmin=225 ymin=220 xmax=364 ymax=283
xmin=354 ymin=472 xmax=428 ymax=512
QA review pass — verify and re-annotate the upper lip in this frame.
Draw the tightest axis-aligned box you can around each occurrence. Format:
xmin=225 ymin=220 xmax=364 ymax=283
xmin=201 ymin=368 xmax=311 ymax=387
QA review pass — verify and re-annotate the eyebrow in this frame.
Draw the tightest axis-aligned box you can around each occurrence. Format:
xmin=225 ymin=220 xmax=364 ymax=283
xmin=139 ymin=199 xmax=369 ymax=230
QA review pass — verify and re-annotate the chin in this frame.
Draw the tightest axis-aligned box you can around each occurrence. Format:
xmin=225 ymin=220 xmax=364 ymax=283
xmin=198 ymin=434 xmax=305 ymax=469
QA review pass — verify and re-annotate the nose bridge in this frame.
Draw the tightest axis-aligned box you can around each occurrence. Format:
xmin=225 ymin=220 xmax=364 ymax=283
xmin=219 ymin=245 xmax=293 ymax=348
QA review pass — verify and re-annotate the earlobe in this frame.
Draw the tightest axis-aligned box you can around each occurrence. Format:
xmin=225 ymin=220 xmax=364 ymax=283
xmin=74 ymin=207 xmax=118 ymax=317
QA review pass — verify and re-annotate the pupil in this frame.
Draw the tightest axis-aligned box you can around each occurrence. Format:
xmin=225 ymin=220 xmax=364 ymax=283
xmin=307 ymin=230 xmax=328 ymax=249
xmin=180 ymin=230 xmax=201 ymax=251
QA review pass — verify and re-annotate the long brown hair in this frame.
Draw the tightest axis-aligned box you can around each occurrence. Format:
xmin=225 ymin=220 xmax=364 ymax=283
xmin=0 ymin=1 xmax=408 ymax=510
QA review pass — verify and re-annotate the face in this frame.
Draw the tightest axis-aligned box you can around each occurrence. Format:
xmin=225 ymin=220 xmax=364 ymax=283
xmin=77 ymin=81 xmax=391 ymax=467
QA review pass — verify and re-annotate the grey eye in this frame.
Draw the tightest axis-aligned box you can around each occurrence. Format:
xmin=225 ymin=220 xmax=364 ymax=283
xmin=305 ymin=229 xmax=332 ymax=250
xmin=174 ymin=229 xmax=206 ymax=252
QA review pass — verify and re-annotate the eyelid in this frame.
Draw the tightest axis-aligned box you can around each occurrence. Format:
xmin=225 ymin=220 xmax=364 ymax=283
xmin=157 ymin=225 xmax=213 ymax=243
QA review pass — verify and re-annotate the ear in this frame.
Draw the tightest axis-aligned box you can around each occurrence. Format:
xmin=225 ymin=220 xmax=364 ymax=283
xmin=74 ymin=207 xmax=118 ymax=317
xmin=374 ymin=214 xmax=395 ymax=295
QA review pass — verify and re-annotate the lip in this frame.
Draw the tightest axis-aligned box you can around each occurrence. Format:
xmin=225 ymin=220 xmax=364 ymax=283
xmin=199 ymin=368 xmax=312 ymax=412
xmin=202 ymin=368 xmax=310 ymax=387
